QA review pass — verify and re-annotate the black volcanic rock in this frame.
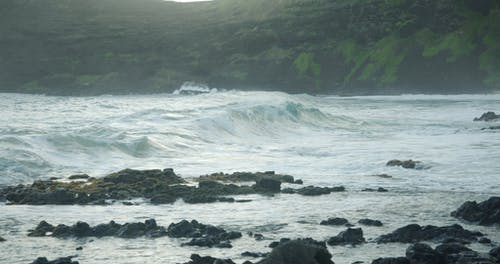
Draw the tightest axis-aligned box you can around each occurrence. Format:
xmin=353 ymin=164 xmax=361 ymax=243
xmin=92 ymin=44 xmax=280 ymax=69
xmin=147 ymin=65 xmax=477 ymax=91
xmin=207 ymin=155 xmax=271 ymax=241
xmin=30 ymin=256 xmax=79 ymax=264
xmin=405 ymin=243 xmax=443 ymax=263
xmin=474 ymin=112 xmax=500 ymax=121
xmin=320 ymin=217 xmax=350 ymax=226
xmin=167 ymin=220 xmax=242 ymax=248
xmin=183 ymin=254 xmax=235 ymax=264
xmin=258 ymin=238 xmax=334 ymax=264
xmin=386 ymin=159 xmax=420 ymax=169
xmin=28 ymin=219 xmax=167 ymax=238
xmin=327 ymin=228 xmax=365 ymax=246
xmin=358 ymin=218 xmax=383 ymax=226
xmin=451 ymin=197 xmax=500 ymax=225
xmin=376 ymin=224 xmax=482 ymax=243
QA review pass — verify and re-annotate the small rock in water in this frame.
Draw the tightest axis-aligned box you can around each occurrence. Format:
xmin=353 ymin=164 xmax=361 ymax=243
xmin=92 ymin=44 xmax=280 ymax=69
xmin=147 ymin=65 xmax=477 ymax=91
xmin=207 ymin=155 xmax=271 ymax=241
xmin=0 ymin=236 xmax=5 ymax=242
xmin=30 ymin=256 xmax=79 ymax=264
xmin=258 ymin=238 xmax=334 ymax=264
xmin=478 ymin=237 xmax=491 ymax=244
xmin=320 ymin=217 xmax=350 ymax=226
xmin=386 ymin=159 xmax=420 ymax=169
xmin=358 ymin=218 xmax=383 ymax=227
xmin=183 ymin=254 xmax=235 ymax=264
xmin=242 ymin=251 xmax=266 ymax=258
xmin=474 ymin=111 xmax=500 ymax=121
xmin=371 ymin=257 xmax=409 ymax=264
xmin=327 ymin=228 xmax=365 ymax=246
xmin=68 ymin=174 xmax=90 ymax=180
xmin=75 ymin=246 xmax=83 ymax=250
xmin=255 ymin=178 xmax=281 ymax=193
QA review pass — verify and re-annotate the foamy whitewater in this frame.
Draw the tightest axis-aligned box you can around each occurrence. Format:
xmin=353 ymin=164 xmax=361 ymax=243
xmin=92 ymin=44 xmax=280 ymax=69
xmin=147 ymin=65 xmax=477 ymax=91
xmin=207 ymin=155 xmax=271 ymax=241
xmin=1 ymin=90 xmax=499 ymax=263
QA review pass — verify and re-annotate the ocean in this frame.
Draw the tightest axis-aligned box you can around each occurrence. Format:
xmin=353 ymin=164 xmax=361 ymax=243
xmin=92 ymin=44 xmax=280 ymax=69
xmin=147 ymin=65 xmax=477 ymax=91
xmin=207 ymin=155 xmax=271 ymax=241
xmin=1 ymin=89 xmax=499 ymax=263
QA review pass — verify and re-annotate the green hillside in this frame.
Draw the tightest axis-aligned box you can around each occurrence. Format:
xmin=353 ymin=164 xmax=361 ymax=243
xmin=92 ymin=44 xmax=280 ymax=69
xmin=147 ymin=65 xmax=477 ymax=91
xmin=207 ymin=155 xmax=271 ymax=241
xmin=0 ymin=0 xmax=498 ymax=95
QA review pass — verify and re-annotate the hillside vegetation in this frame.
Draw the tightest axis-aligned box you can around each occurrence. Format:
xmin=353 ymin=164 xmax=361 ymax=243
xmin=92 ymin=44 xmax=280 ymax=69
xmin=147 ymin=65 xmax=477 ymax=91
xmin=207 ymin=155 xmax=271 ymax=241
xmin=0 ymin=0 xmax=498 ymax=95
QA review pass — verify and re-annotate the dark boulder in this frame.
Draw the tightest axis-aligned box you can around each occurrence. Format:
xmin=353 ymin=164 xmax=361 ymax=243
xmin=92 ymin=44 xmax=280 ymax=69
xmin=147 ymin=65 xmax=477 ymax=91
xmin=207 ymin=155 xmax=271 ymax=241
xmin=30 ymin=256 xmax=78 ymax=264
xmin=386 ymin=159 xmax=420 ymax=169
xmin=167 ymin=219 xmax=241 ymax=248
xmin=242 ymin=251 xmax=267 ymax=258
xmin=103 ymin=168 xmax=182 ymax=184
xmin=182 ymin=194 xmax=218 ymax=204
xmin=327 ymin=228 xmax=365 ymax=246
xmin=28 ymin=220 xmax=55 ymax=236
xmin=255 ymin=178 xmax=281 ymax=193
xmin=150 ymin=193 xmax=177 ymax=204
xmin=358 ymin=218 xmax=383 ymax=227
xmin=371 ymin=257 xmax=410 ymax=264
xmin=284 ymin=186 xmax=345 ymax=196
xmin=258 ymin=238 xmax=334 ymax=264
xmin=0 ymin=236 xmax=5 ymax=242
xmin=183 ymin=254 xmax=235 ymax=264
xmin=490 ymin=246 xmax=500 ymax=260
xmin=435 ymin=242 xmax=472 ymax=256
xmin=376 ymin=224 xmax=481 ymax=244
xmin=405 ymin=243 xmax=443 ymax=263
xmin=320 ymin=217 xmax=350 ymax=226
xmin=474 ymin=112 xmax=500 ymax=121
xmin=451 ymin=197 xmax=500 ymax=225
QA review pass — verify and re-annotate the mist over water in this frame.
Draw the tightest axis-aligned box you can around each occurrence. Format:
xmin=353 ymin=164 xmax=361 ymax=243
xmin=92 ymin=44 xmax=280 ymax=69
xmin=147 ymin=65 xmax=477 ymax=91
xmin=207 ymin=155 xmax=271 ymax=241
xmin=1 ymin=91 xmax=500 ymax=263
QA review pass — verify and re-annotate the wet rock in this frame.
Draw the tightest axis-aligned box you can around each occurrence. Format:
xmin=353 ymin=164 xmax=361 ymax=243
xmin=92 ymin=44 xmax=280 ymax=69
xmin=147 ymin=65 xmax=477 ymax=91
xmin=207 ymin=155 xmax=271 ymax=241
xmin=320 ymin=217 xmax=350 ymax=226
xmin=478 ymin=237 xmax=491 ymax=244
xmin=183 ymin=254 xmax=235 ymax=264
xmin=327 ymin=228 xmax=365 ymax=246
xmin=283 ymin=186 xmax=345 ymax=196
xmin=358 ymin=218 xmax=383 ymax=227
xmin=167 ymin=220 xmax=241 ymax=248
xmin=197 ymin=171 xmax=297 ymax=184
xmin=0 ymin=236 xmax=5 ymax=242
xmin=405 ymin=243 xmax=443 ymax=263
xmin=474 ymin=112 xmax=500 ymax=121
xmin=75 ymin=246 xmax=83 ymax=250
xmin=435 ymin=242 xmax=472 ymax=256
xmin=29 ymin=219 xmax=167 ymax=238
xmin=68 ymin=174 xmax=90 ymax=180
xmin=294 ymin=179 xmax=304 ymax=184
xmin=376 ymin=224 xmax=482 ymax=244
xmin=28 ymin=220 xmax=55 ymax=236
xmin=490 ymin=246 xmax=500 ymax=259
xmin=258 ymin=238 xmax=334 ymax=264
xmin=103 ymin=168 xmax=181 ymax=184
xmin=150 ymin=193 xmax=177 ymax=204
xmin=30 ymin=256 xmax=78 ymax=264
xmin=371 ymin=257 xmax=409 ymax=264
xmin=362 ymin=187 xmax=388 ymax=192
xmin=242 ymin=251 xmax=267 ymax=258
xmin=269 ymin=238 xmax=291 ymax=248
xmin=183 ymin=194 xmax=218 ymax=204
xmin=386 ymin=159 xmax=420 ymax=169
xmin=255 ymin=178 xmax=281 ymax=193
xmin=451 ymin=197 xmax=500 ymax=226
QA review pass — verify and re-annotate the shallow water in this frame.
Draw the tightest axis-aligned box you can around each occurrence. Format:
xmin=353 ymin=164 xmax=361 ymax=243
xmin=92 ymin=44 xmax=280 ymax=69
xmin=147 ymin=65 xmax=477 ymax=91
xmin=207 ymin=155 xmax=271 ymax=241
xmin=0 ymin=91 xmax=499 ymax=263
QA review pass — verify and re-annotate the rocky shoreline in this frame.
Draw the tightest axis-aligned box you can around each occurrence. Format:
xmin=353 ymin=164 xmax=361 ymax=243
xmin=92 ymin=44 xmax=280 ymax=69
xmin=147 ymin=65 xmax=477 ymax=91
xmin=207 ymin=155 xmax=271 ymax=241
xmin=1 ymin=167 xmax=499 ymax=264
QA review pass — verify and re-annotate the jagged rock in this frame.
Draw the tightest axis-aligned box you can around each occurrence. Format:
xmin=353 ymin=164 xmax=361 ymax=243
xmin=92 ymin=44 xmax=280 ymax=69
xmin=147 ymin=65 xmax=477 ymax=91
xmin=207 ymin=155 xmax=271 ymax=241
xmin=386 ymin=159 xmax=420 ymax=169
xmin=167 ymin=220 xmax=241 ymax=248
xmin=320 ymin=217 xmax=350 ymax=226
xmin=451 ymin=197 xmax=500 ymax=225
xmin=30 ymin=256 xmax=78 ymax=264
xmin=435 ymin=242 xmax=472 ymax=256
xmin=474 ymin=112 xmax=500 ymax=121
xmin=28 ymin=219 xmax=167 ymax=238
xmin=358 ymin=218 xmax=383 ymax=226
xmin=327 ymin=228 xmax=365 ymax=246
xmin=258 ymin=238 xmax=334 ymax=264
xmin=406 ymin=243 xmax=443 ymax=263
xmin=376 ymin=224 xmax=482 ymax=244
xmin=183 ymin=254 xmax=235 ymax=264
xmin=371 ymin=257 xmax=409 ymax=264
xmin=269 ymin=238 xmax=291 ymax=248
